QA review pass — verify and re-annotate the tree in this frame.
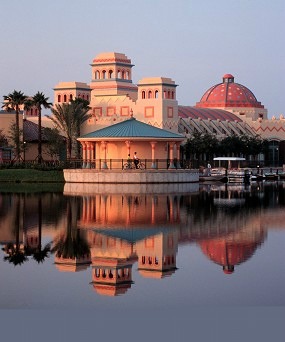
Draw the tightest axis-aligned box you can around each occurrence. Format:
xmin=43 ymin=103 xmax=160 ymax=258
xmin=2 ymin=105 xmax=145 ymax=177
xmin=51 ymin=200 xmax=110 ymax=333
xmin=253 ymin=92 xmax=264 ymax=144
xmin=184 ymin=132 xmax=218 ymax=162
xmin=0 ymin=129 xmax=8 ymax=146
xmin=2 ymin=195 xmax=28 ymax=266
xmin=70 ymin=98 xmax=91 ymax=158
xmin=32 ymin=92 xmax=52 ymax=163
xmin=32 ymin=197 xmax=51 ymax=263
xmin=43 ymin=127 xmax=65 ymax=161
xmin=8 ymin=123 xmax=26 ymax=159
xmin=2 ymin=90 xmax=27 ymax=161
xmin=48 ymin=100 xmax=91 ymax=159
xmin=51 ymin=197 xmax=90 ymax=261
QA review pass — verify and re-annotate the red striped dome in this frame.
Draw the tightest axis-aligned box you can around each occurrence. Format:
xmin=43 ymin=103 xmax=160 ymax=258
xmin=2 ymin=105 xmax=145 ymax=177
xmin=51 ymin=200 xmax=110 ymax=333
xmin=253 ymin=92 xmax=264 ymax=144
xmin=196 ymin=74 xmax=264 ymax=109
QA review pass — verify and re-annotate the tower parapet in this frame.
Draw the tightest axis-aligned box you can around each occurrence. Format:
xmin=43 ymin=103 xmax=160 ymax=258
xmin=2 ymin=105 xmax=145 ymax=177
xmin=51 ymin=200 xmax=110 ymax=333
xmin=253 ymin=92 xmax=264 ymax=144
xmin=90 ymin=52 xmax=138 ymax=99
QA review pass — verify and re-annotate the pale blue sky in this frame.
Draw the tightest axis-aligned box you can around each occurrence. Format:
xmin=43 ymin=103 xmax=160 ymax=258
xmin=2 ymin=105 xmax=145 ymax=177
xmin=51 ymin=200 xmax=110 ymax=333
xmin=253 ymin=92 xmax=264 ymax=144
xmin=0 ymin=0 xmax=284 ymax=117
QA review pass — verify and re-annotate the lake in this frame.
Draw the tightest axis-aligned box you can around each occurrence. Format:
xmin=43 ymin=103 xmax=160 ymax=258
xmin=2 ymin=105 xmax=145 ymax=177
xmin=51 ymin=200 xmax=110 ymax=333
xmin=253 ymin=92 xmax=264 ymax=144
xmin=0 ymin=181 xmax=284 ymax=309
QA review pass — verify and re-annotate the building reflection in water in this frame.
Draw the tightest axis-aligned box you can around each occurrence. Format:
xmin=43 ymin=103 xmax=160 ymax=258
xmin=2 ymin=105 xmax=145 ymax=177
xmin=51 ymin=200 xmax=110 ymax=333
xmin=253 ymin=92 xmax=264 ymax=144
xmin=1 ymin=182 xmax=284 ymax=296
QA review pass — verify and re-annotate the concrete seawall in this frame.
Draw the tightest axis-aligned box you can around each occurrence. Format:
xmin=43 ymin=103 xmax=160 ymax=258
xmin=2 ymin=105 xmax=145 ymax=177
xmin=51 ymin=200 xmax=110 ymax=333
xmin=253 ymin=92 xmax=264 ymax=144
xmin=63 ymin=169 xmax=199 ymax=184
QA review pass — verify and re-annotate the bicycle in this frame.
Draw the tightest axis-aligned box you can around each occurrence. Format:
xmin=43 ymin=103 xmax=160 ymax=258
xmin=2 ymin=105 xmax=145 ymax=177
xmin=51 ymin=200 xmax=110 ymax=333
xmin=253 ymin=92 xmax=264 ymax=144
xmin=123 ymin=160 xmax=145 ymax=170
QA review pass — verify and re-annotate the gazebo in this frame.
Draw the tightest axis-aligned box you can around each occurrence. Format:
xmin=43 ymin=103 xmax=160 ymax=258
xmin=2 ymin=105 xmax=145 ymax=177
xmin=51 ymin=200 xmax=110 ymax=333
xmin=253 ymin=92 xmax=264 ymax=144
xmin=64 ymin=117 xmax=198 ymax=184
xmin=77 ymin=117 xmax=185 ymax=170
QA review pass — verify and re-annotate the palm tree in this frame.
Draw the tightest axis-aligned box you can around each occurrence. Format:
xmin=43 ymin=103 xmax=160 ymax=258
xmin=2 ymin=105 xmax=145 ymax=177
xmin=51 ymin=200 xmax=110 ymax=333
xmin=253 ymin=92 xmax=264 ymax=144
xmin=2 ymin=195 xmax=28 ymax=266
xmin=48 ymin=100 xmax=91 ymax=159
xmin=2 ymin=90 xmax=27 ymax=161
xmin=32 ymin=92 xmax=52 ymax=163
xmin=71 ymin=99 xmax=91 ymax=158
xmin=32 ymin=197 xmax=51 ymax=263
xmin=51 ymin=197 xmax=90 ymax=261
xmin=49 ymin=103 xmax=74 ymax=159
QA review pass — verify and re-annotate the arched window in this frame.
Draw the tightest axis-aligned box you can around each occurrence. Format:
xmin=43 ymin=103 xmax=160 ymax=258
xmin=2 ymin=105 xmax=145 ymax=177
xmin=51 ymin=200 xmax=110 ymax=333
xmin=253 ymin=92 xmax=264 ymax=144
xmin=163 ymin=90 xmax=167 ymax=99
xmin=126 ymin=71 xmax=129 ymax=80
xmin=148 ymin=256 xmax=152 ymax=265
xmin=122 ymin=70 xmax=125 ymax=79
xmin=69 ymin=94 xmax=73 ymax=101
xmin=142 ymin=256 xmax=146 ymax=264
xmin=95 ymin=269 xmax=100 ymax=278
xmin=58 ymin=94 xmax=61 ymax=103
xmin=109 ymin=70 xmax=113 ymax=78
xmin=102 ymin=70 xmax=106 ymax=79
xmin=95 ymin=70 xmax=100 ymax=79
xmin=63 ymin=94 xmax=67 ymax=102
xmin=102 ymin=269 xmax=106 ymax=278
xmin=117 ymin=70 xmax=121 ymax=78
xmin=172 ymin=91 xmax=175 ymax=99
xmin=168 ymin=91 xmax=171 ymax=99
xmin=148 ymin=91 xmax=153 ymax=99
xmin=86 ymin=95 xmax=89 ymax=100
xmin=142 ymin=91 xmax=146 ymax=99
xmin=108 ymin=270 xmax=113 ymax=279
xmin=155 ymin=90 xmax=159 ymax=99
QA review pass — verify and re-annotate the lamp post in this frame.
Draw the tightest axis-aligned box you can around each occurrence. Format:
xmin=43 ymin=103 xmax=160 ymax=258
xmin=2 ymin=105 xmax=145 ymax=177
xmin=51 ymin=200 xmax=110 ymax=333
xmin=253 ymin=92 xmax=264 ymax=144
xmin=23 ymin=141 xmax=26 ymax=162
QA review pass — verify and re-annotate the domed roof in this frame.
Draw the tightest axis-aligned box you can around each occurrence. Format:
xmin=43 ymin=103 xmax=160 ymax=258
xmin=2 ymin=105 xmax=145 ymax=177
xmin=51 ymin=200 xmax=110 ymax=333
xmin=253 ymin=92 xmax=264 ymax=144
xmin=199 ymin=238 xmax=260 ymax=274
xmin=196 ymin=74 xmax=264 ymax=109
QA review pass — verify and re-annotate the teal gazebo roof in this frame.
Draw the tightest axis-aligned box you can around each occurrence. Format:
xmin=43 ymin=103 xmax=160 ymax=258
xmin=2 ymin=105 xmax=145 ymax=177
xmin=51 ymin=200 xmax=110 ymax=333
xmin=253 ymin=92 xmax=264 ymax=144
xmin=79 ymin=117 xmax=184 ymax=140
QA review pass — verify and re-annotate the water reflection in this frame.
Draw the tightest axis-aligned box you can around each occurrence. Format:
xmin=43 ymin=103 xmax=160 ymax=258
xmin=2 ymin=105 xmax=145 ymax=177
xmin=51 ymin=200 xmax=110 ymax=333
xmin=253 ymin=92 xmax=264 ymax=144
xmin=1 ymin=182 xmax=285 ymax=297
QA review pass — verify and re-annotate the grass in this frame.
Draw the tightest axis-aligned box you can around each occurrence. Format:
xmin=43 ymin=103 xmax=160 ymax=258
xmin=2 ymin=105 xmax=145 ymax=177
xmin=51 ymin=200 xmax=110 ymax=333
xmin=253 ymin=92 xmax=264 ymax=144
xmin=0 ymin=169 xmax=65 ymax=183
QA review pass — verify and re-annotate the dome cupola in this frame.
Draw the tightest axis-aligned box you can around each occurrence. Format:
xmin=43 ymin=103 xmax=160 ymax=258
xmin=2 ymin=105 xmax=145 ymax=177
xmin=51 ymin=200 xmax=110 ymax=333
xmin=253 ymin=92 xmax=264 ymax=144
xmin=196 ymin=74 xmax=264 ymax=109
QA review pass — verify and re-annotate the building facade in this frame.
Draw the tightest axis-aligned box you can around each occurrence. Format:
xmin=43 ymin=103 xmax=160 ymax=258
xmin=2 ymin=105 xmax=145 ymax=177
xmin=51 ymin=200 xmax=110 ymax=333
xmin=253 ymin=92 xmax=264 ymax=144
xmin=2 ymin=51 xmax=284 ymax=164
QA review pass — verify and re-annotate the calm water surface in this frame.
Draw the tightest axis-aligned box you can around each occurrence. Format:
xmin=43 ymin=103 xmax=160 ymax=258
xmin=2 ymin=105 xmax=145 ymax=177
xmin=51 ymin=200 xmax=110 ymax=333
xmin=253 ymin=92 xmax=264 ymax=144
xmin=0 ymin=181 xmax=284 ymax=309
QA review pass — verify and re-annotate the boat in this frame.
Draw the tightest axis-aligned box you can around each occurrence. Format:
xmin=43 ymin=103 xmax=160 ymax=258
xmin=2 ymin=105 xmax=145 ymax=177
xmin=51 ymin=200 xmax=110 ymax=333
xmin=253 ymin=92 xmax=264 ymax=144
xmin=199 ymin=175 xmax=228 ymax=182
xmin=251 ymin=174 xmax=264 ymax=182
xmin=264 ymin=173 xmax=279 ymax=180
xmin=212 ymin=157 xmax=251 ymax=184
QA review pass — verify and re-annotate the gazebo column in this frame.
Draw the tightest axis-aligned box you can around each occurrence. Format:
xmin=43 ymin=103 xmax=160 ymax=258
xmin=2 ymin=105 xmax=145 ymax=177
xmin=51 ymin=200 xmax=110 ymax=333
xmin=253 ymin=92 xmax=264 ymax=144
xmin=101 ymin=141 xmax=108 ymax=169
xmin=150 ymin=141 xmax=157 ymax=169
xmin=168 ymin=142 xmax=176 ymax=169
xmin=176 ymin=142 xmax=181 ymax=169
xmin=86 ymin=142 xmax=92 ymax=168
xmin=125 ymin=140 xmax=131 ymax=158
xmin=91 ymin=142 xmax=96 ymax=168
xmin=81 ymin=142 xmax=87 ymax=168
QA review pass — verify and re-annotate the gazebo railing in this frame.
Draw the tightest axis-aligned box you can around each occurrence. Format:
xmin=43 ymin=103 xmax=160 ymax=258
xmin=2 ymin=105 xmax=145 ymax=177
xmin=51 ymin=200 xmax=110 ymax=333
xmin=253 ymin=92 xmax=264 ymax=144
xmin=63 ymin=158 xmax=188 ymax=170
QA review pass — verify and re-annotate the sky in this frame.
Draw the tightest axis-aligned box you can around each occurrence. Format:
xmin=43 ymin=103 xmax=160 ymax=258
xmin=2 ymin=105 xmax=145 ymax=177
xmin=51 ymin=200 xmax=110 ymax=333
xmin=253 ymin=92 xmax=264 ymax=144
xmin=0 ymin=0 xmax=284 ymax=117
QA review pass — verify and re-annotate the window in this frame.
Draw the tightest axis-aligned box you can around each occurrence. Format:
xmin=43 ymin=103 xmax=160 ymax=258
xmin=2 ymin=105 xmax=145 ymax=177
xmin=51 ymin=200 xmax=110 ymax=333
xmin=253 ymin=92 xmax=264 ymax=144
xmin=122 ymin=70 xmax=125 ymax=79
xmin=69 ymin=94 xmax=73 ymax=101
xmin=57 ymin=95 xmax=61 ymax=102
xmin=109 ymin=70 xmax=113 ymax=78
xmin=63 ymin=94 xmax=67 ymax=102
xmin=155 ymin=90 xmax=159 ymax=99
xmin=102 ymin=70 xmax=106 ymax=79
xmin=142 ymin=91 xmax=146 ymax=99
xmin=95 ymin=70 xmax=100 ymax=79
xmin=148 ymin=91 xmax=153 ymax=99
